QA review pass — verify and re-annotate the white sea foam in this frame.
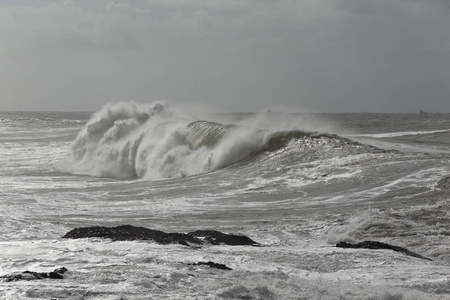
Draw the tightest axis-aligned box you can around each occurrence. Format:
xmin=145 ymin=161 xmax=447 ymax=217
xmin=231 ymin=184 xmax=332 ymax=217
xmin=351 ymin=128 xmax=450 ymax=138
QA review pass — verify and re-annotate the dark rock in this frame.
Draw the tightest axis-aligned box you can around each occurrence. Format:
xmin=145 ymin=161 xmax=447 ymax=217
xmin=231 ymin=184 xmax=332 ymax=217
xmin=336 ymin=241 xmax=432 ymax=261
xmin=189 ymin=230 xmax=260 ymax=246
xmin=62 ymin=225 xmax=201 ymax=246
xmin=62 ymin=225 xmax=259 ymax=247
xmin=189 ymin=261 xmax=232 ymax=270
xmin=0 ymin=267 xmax=68 ymax=282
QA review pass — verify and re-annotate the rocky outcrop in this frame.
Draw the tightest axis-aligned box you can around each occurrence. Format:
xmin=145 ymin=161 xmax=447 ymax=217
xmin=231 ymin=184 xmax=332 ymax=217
xmin=0 ymin=267 xmax=68 ymax=282
xmin=62 ymin=225 xmax=259 ymax=247
xmin=336 ymin=241 xmax=432 ymax=261
xmin=63 ymin=225 xmax=198 ymax=246
xmin=189 ymin=230 xmax=258 ymax=246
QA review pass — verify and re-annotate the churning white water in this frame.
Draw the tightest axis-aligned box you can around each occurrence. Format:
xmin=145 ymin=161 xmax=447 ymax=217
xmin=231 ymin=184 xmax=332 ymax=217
xmin=1 ymin=103 xmax=450 ymax=299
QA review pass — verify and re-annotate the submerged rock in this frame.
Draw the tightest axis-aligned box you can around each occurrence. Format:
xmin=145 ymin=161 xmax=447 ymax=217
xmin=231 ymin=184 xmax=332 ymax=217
xmin=62 ymin=225 xmax=259 ymax=247
xmin=0 ymin=267 xmax=68 ymax=282
xmin=189 ymin=261 xmax=232 ymax=270
xmin=336 ymin=241 xmax=432 ymax=261
xmin=437 ymin=176 xmax=450 ymax=190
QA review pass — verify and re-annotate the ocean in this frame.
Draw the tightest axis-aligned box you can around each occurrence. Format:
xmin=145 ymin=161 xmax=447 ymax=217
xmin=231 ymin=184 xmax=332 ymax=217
xmin=1 ymin=102 xmax=450 ymax=299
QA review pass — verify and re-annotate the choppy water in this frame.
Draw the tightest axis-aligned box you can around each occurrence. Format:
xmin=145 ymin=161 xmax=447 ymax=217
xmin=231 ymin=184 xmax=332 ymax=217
xmin=1 ymin=103 xmax=450 ymax=299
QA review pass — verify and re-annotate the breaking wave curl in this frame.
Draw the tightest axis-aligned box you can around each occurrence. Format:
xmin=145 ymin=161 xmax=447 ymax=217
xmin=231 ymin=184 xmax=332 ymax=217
xmin=59 ymin=102 xmax=365 ymax=180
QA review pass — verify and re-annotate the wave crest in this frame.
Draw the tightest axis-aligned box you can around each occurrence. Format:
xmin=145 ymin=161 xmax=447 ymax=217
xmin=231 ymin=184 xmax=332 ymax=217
xmin=59 ymin=102 xmax=370 ymax=180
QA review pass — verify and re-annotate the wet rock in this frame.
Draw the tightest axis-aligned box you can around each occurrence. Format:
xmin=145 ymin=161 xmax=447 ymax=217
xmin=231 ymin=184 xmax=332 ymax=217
xmin=62 ymin=225 xmax=200 ymax=246
xmin=189 ymin=230 xmax=260 ymax=246
xmin=336 ymin=241 xmax=432 ymax=261
xmin=0 ymin=267 xmax=68 ymax=282
xmin=62 ymin=225 xmax=259 ymax=247
xmin=189 ymin=261 xmax=232 ymax=270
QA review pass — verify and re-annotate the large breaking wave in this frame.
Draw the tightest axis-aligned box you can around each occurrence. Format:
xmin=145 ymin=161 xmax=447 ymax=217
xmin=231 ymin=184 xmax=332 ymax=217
xmin=60 ymin=102 xmax=370 ymax=180
xmin=60 ymin=102 xmax=264 ymax=179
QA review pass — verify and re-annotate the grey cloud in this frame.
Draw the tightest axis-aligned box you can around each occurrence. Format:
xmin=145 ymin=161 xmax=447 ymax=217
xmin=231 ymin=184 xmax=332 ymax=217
xmin=0 ymin=0 xmax=449 ymax=112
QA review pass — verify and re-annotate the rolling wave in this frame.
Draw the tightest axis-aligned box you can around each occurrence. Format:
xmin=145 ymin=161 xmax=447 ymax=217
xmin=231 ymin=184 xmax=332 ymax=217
xmin=350 ymin=129 xmax=450 ymax=139
xmin=59 ymin=102 xmax=374 ymax=180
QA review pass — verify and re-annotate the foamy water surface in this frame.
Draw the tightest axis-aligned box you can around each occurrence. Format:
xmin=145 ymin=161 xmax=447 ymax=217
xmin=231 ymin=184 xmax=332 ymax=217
xmin=1 ymin=104 xmax=450 ymax=299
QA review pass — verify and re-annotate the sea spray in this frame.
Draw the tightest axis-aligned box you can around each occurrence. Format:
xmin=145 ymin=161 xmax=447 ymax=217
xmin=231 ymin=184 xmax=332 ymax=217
xmin=59 ymin=101 xmax=173 ymax=178
xmin=60 ymin=102 xmax=270 ymax=179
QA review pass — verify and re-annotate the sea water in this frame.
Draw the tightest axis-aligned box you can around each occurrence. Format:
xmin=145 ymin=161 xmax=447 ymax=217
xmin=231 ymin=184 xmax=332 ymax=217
xmin=1 ymin=102 xmax=450 ymax=299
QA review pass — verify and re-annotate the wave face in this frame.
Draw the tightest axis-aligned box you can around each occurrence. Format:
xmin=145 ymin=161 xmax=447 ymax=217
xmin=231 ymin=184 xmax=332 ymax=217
xmin=60 ymin=102 xmax=375 ymax=180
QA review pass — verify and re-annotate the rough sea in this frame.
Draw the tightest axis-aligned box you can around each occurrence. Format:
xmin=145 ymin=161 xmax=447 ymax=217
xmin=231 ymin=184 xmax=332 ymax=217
xmin=1 ymin=102 xmax=450 ymax=300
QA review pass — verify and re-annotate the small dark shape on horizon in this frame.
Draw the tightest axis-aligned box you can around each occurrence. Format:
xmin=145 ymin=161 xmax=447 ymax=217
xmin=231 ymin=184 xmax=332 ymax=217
xmin=189 ymin=261 xmax=232 ymax=270
xmin=0 ymin=267 xmax=68 ymax=282
xmin=336 ymin=241 xmax=432 ymax=261
xmin=62 ymin=225 xmax=259 ymax=247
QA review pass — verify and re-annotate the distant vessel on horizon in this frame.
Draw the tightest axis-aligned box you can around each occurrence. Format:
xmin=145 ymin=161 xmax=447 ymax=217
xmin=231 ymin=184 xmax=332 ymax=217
xmin=420 ymin=110 xmax=428 ymax=115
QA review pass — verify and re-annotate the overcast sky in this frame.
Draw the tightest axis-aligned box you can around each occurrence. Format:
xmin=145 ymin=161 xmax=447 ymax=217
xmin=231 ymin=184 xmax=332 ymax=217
xmin=1 ymin=0 xmax=449 ymax=112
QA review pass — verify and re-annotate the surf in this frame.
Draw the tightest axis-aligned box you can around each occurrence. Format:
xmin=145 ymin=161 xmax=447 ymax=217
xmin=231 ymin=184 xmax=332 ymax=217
xmin=59 ymin=101 xmax=375 ymax=180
